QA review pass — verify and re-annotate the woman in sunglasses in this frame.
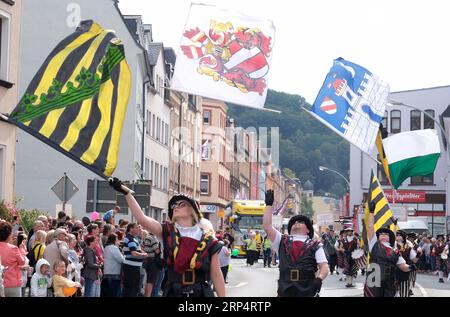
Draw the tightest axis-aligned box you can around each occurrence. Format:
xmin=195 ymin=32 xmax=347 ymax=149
xmin=109 ymin=177 xmax=225 ymax=297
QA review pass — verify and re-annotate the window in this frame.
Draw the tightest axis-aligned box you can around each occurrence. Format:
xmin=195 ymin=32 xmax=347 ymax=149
xmin=410 ymin=110 xmax=421 ymax=131
xmin=145 ymin=158 xmax=150 ymax=179
xmin=202 ymin=139 xmax=211 ymax=160
xmin=164 ymin=167 xmax=168 ymax=190
xmin=152 ymin=114 xmax=155 ymax=138
xmin=160 ymin=166 xmax=163 ymax=190
xmin=157 ymin=118 xmax=161 ymax=141
xmin=160 ymin=119 xmax=164 ymax=143
xmin=424 ymin=109 xmax=435 ymax=129
xmin=150 ymin=161 xmax=154 ymax=182
xmin=146 ymin=111 xmax=151 ymax=136
xmin=165 ymin=123 xmax=169 ymax=145
xmin=391 ymin=110 xmax=401 ymax=133
xmin=155 ymin=163 xmax=159 ymax=188
xmin=381 ymin=111 xmax=388 ymax=131
xmin=203 ymin=110 xmax=211 ymax=125
xmin=156 ymin=75 xmax=160 ymax=94
xmin=0 ymin=13 xmax=10 ymax=81
xmin=411 ymin=174 xmax=433 ymax=185
xmin=200 ymin=174 xmax=210 ymax=195
xmin=188 ymin=94 xmax=196 ymax=107
xmin=160 ymin=77 xmax=164 ymax=96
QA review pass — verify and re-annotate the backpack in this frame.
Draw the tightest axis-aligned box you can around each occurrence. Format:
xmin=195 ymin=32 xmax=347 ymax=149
xmin=27 ymin=243 xmax=43 ymax=268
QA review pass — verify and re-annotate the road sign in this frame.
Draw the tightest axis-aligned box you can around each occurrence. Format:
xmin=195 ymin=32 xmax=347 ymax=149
xmin=51 ymin=173 xmax=79 ymax=203
xmin=316 ymin=213 xmax=333 ymax=226
xmin=390 ymin=204 xmax=408 ymax=222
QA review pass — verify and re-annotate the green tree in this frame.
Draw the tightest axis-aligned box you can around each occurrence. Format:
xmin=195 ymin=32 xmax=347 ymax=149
xmin=18 ymin=209 xmax=49 ymax=234
xmin=282 ymin=167 xmax=296 ymax=179
xmin=228 ymin=89 xmax=349 ymax=198
xmin=301 ymin=195 xmax=314 ymax=219
xmin=0 ymin=200 xmax=48 ymax=234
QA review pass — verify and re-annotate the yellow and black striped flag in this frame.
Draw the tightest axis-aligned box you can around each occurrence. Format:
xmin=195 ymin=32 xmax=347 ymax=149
xmin=361 ymin=170 xmax=396 ymax=252
xmin=375 ymin=123 xmax=392 ymax=185
xmin=7 ymin=20 xmax=131 ymax=178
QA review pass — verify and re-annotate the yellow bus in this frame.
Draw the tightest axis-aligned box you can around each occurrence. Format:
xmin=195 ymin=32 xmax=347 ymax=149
xmin=228 ymin=200 xmax=265 ymax=257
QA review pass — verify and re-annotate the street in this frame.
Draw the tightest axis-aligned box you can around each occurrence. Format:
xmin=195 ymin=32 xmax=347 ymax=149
xmin=225 ymin=258 xmax=450 ymax=297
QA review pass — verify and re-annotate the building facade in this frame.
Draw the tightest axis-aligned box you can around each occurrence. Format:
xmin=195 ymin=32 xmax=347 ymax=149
xmin=0 ymin=0 xmax=21 ymax=203
xmin=143 ymin=40 xmax=171 ymax=222
xmin=312 ymin=196 xmax=341 ymax=233
xmin=200 ymin=98 xmax=231 ymax=229
xmin=350 ymin=86 xmax=450 ymax=235
xmin=165 ymin=48 xmax=202 ymax=203
xmin=15 ymin=0 xmax=150 ymax=219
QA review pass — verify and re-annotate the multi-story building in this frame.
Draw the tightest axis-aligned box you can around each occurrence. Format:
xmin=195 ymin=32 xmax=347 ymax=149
xmin=15 ymin=0 xmax=151 ymax=219
xmin=226 ymin=118 xmax=240 ymax=200
xmin=165 ymin=47 xmax=202 ymax=202
xmin=238 ymin=131 xmax=251 ymax=199
xmin=0 ymin=0 xmax=21 ymax=203
xmin=282 ymin=174 xmax=301 ymax=217
xmin=312 ymin=196 xmax=342 ymax=233
xmin=200 ymin=98 xmax=231 ymax=229
xmin=249 ymin=133 xmax=260 ymax=200
xmin=350 ymin=86 xmax=450 ymax=235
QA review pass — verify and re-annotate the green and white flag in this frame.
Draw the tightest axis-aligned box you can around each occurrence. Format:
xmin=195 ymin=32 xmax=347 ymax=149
xmin=383 ymin=129 xmax=441 ymax=189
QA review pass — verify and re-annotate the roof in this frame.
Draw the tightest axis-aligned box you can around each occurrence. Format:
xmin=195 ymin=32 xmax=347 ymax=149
xmin=164 ymin=47 xmax=177 ymax=65
xmin=442 ymin=104 xmax=450 ymax=118
xmin=303 ymin=180 xmax=314 ymax=191
xmin=148 ymin=42 xmax=163 ymax=66
xmin=390 ymin=85 xmax=450 ymax=95
xmin=123 ymin=18 xmax=139 ymax=41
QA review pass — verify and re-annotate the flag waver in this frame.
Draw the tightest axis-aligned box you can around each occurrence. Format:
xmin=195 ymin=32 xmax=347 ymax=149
xmin=308 ymin=58 xmax=390 ymax=154
xmin=382 ymin=129 xmax=440 ymax=189
xmin=361 ymin=170 xmax=396 ymax=253
xmin=7 ymin=20 xmax=131 ymax=178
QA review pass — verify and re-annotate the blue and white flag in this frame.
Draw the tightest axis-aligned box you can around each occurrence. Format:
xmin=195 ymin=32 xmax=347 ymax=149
xmin=308 ymin=58 xmax=390 ymax=154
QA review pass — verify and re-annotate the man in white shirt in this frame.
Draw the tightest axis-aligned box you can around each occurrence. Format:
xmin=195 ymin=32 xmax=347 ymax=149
xmin=263 ymin=190 xmax=329 ymax=297
xmin=363 ymin=201 xmax=415 ymax=297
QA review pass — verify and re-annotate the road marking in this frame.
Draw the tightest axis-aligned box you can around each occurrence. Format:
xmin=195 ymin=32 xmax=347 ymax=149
xmin=415 ymin=282 xmax=429 ymax=297
xmin=261 ymin=268 xmax=278 ymax=273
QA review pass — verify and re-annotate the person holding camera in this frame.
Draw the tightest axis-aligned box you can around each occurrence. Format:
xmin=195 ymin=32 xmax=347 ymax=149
xmin=262 ymin=189 xmax=329 ymax=297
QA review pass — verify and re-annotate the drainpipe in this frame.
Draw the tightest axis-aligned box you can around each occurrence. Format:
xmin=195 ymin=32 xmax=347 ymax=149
xmin=141 ymin=77 xmax=151 ymax=180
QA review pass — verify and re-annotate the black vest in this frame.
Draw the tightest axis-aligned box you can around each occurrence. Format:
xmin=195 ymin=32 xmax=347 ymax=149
xmin=277 ymin=235 xmax=319 ymax=295
xmin=161 ymin=222 xmax=222 ymax=297
xmin=342 ymin=238 xmax=357 ymax=253
xmin=369 ymin=241 xmax=400 ymax=282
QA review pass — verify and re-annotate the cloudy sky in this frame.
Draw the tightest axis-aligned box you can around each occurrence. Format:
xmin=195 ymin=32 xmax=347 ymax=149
xmin=118 ymin=0 xmax=450 ymax=104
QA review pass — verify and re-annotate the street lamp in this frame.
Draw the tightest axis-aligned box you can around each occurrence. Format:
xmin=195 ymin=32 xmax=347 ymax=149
xmin=318 ymin=166 xmax=350 ymax=190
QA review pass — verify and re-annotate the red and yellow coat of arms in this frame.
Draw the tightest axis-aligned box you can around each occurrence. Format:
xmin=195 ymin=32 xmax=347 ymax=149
xmin=180 ymin=20 xmax=272 ymax=95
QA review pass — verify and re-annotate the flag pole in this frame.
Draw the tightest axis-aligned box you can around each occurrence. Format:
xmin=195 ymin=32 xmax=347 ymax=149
xmin=164 ymin=86 xmax=282 ymax=113
xmin=0 ymin=113 xmax=11 ymax=122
